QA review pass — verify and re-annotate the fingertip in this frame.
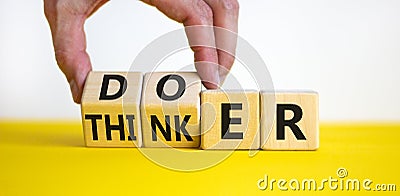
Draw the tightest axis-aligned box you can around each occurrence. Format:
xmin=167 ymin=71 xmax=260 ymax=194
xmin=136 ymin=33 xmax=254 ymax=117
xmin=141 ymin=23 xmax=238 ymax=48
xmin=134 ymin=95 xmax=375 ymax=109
xmin=202 ymin=81 xmax=219 ymax=89
xmin=195 ymin=61 xmax=221 ymax=89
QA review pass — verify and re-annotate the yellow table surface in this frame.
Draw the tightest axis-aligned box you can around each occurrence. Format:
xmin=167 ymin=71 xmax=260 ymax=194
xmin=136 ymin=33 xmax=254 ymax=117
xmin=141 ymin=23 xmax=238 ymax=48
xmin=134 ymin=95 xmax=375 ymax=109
xmin=0 ymin=121 xmax=399 ymax=195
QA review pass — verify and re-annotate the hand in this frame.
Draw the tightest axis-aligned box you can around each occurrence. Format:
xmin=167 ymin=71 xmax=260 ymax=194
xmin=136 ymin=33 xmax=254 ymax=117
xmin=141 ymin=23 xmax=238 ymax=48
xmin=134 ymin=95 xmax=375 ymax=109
xmin=44 ymin=0 xmax=239 ymax=103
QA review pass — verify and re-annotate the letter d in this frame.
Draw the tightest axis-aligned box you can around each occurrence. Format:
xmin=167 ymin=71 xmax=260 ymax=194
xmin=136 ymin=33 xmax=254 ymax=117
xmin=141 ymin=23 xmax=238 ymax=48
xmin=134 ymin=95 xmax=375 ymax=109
xmin=257 ymin=175 xmax=268 ymax=190
xmin=99 ymin=74 xmax=127 ymax=100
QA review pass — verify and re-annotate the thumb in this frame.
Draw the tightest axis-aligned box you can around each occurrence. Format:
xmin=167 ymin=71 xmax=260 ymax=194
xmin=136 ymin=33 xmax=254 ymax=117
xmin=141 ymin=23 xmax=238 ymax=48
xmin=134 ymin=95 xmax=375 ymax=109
xmin=44 ymin=0 xmax=108 ymax=103
xmin=51 ymin=17 xmax=92 ymax=104
xmin=55 ymin=50 xmax=92 ymax=104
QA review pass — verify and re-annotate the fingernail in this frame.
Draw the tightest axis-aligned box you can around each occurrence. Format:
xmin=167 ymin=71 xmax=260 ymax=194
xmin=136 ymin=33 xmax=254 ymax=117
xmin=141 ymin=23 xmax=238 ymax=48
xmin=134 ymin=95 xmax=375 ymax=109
xmin=69 ymin=79 xmax=79 ymax=103
xmin=195 ymin=61 xmax=221 ymax=89
xmin=204 ymin=66 xmax=220 ymax=89
xmin=214 ymin=70 xmax=221 ymax=86
xmin=219 ymin=69 xmax=229 ymax=85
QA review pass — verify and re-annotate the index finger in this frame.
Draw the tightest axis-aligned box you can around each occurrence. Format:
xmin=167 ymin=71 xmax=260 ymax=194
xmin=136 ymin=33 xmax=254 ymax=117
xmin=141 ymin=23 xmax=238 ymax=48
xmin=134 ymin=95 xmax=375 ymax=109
xmin=203 ymin=0 xmax=239 ymax=83
xmin=141 ymin=0 xmax=220 ymax=89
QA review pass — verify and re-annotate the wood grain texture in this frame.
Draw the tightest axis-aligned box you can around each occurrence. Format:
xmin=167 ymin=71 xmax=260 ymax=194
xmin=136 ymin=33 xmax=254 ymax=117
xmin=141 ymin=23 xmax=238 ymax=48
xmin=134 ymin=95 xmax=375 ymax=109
xmin=81 ymin=72 xmax=143 ymax=147
xmin=200 ymin=90 xmax=260 ymax=150
xmin=261 ymin=91 xmax=319 ymax=150
xmin=140 ymin=72 xmax=201 ymax=147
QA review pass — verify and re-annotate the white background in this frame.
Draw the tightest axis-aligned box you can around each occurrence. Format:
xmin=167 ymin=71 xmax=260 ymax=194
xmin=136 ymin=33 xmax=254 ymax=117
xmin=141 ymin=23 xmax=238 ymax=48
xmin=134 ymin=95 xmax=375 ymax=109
xmin=0 ymin=0 xmax=399 ymax=121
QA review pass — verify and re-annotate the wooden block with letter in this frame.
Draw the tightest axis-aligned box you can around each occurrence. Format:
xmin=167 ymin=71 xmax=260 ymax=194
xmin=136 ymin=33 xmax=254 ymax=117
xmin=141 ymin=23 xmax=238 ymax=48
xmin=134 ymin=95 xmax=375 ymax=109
xmin=140 ymin=72 xmax=201 ymax=147
xmin=81 ymin=71 xmax=143 ymax=147
xmin=260 ymin=91 xmax=319 ymax=150
xmin=200 ymin=90 xmax=260 ymax=149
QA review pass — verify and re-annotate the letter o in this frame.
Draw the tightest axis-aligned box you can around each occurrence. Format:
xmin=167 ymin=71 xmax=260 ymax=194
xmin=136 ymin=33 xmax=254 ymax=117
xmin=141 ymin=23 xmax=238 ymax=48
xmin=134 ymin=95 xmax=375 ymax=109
xmin=156 ymin=74 xmax=186 ymax=101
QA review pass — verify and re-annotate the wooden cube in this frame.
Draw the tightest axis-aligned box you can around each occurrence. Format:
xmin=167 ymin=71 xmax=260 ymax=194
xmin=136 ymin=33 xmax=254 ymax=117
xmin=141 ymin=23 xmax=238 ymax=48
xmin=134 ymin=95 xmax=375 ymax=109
xmin=260 ymin=91 xmax=319 ymax=150
xmin=81 ymin=72 xmax=143 ymax=147
xmin=200 ymin=90 xmax=260 ymax=149
xmin=140 ymin=72 xmax=201 ymax=147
